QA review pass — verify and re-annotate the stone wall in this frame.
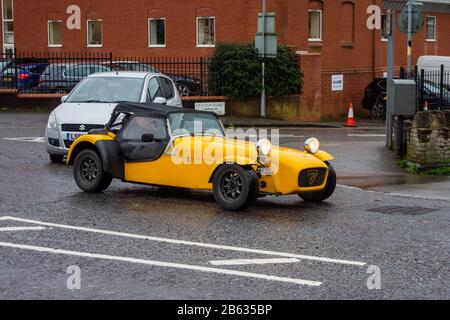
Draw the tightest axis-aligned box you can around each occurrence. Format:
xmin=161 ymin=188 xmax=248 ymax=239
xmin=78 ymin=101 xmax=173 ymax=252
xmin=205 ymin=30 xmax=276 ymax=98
xmin=405 ymin=111 xmax=450 ymax=165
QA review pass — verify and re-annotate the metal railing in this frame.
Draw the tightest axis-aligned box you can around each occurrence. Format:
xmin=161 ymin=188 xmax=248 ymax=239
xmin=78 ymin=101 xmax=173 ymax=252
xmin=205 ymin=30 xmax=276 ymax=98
xmin=0 ymin=51 xmax=212 ymax=96
xmin=415 ymin=64 xmax=450 ymax=111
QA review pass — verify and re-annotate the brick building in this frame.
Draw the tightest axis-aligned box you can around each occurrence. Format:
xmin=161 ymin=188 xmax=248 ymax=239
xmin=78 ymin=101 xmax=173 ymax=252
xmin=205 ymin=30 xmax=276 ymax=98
xmin=1 ymin=0 xmax=450 ymax=117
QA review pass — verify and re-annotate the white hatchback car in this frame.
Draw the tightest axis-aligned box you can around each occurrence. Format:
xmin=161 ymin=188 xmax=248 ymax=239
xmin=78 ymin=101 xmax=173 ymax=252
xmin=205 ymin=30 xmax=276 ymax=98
xmin=45 ymin=71 xmax=182 ymax=162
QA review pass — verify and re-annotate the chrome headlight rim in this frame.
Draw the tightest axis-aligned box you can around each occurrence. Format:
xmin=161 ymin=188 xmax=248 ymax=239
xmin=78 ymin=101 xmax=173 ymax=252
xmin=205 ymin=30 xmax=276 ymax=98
xmin=256 ymin=138 xmax=272 ymax=156
xmin=304 ymin=137 xmax=320 ymax=154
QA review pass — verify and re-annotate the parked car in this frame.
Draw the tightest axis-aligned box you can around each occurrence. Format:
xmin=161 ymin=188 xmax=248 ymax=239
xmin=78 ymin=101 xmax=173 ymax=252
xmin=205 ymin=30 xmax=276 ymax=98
xmin=66 ymin=102 xmax=337 ymax=211
xmin=45 ymin=71 xmax=182 ymax=163
xmin=0 ymin=62 xmax=48 ymax=89
xmin=362 ymin=78 xmax=388 ymax=118
xmin=109 ymin=61 xmax=201 ymax=96
xmin=38 ymin=63 xmax=112 ymax=94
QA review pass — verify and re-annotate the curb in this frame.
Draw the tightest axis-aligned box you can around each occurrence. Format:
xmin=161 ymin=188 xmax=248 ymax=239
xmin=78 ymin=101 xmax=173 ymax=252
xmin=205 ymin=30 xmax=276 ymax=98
xmin=222 ymin=123 xmax=340 ymax=129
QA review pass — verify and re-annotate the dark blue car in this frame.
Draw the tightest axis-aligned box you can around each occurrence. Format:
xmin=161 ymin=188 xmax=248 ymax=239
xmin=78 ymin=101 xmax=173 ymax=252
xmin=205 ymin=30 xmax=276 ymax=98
xmin=0 ymin=63 xmax=49 ymax=89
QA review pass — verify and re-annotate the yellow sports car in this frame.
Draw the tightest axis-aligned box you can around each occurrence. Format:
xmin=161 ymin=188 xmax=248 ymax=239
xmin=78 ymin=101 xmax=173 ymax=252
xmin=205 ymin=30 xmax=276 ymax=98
xmin=67 ymin=102 xmax=336 ymax=211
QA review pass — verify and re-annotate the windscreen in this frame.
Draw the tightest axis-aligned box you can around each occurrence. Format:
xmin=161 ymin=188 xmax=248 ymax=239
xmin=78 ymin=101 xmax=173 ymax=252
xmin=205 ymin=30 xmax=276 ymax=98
xmin=66 ymin=77 xmax=144 ymax=103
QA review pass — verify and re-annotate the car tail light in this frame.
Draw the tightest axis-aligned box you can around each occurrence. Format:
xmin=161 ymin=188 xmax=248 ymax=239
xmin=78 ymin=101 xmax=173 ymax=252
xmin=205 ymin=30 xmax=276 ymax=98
xmin=18 ymin=73 xmax=30 ymax=80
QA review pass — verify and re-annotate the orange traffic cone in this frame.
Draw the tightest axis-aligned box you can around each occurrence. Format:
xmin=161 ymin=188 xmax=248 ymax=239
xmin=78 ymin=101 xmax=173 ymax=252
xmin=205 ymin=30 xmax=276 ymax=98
xmin=344 ymin=103 xmax=357 ymax=127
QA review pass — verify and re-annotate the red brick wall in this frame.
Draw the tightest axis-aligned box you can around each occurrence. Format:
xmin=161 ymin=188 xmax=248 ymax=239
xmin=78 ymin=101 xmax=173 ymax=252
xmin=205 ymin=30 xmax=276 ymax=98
xmin=8 ymin=0 xmax=450 ymax=118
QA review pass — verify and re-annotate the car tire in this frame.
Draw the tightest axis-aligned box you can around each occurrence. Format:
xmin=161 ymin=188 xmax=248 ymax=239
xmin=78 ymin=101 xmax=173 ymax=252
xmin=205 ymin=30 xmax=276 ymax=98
xmin=176 ymin=83 xmax=191 ymax=97
xmin=49 ymin=154 xmax=64 ymax=163
xmin=213 ymin=164 xmax=259 ymax=211
xmin=371 ymin=99 xmax=386 ymax=119
xmin=55 ymin=88 xmax=68 ymax=94
xmin=73 ymin=149 xmax=112 ymax=193
xmin=298 ymin=163 xmax=337 ymax=203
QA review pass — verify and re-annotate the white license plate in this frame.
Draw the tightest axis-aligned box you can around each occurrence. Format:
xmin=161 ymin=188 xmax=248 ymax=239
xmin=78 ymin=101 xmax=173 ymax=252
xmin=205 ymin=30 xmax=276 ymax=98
xmin=66 ymin=132 xmax=87 ymax=141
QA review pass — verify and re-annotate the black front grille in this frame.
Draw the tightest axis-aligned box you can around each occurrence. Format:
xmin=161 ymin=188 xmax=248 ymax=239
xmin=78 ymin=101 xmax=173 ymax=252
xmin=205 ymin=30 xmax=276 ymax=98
xmin=64 ymin=140 xmax=74 ymax=149
xmin=298 ymin=168 xmax=327 ymax=188
xmin=61 ymin=123 xmax=104 ymax=132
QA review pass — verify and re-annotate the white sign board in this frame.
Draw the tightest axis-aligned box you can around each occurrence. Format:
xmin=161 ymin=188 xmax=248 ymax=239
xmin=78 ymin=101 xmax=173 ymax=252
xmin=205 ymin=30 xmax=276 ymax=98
xmin=194 ymin=102 xmax=225 ymax=116
xmin=331 ymin=75 xmax=344 ymax=91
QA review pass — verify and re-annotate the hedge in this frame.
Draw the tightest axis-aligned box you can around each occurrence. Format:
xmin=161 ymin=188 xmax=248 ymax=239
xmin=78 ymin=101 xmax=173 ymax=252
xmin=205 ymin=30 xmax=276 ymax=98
xmin=208 ymin=43 xmax=302 ymax=100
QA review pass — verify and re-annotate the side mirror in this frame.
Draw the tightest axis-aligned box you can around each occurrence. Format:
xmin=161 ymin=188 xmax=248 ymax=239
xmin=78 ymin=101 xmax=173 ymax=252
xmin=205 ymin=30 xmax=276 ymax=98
xmin=61 ymin=95 xmax=68 ymax=103
xmin=142 ymin=133 xmax=155 ymax=143
xmin=153 ymin=97 xmax=167 ymax=105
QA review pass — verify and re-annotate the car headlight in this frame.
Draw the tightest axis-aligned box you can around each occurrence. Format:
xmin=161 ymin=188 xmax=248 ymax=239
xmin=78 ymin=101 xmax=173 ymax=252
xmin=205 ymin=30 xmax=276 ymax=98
xmin=304 ymin=137 xmax=320 ymax=154
xmin=47 ymin=111 xmax=58 ymax=130
xmin=256 ymin=139 xmax=272 ymax=156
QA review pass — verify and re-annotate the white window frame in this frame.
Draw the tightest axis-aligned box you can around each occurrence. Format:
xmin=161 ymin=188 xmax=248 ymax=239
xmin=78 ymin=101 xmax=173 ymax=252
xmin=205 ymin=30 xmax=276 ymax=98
xmin=308 ymin=9 xmax=322 ymax=42
xmin=196 ymin=16 xmax=215 ymax=48
xmin=47 ymin=20 xmax=62 ymax=47
xmin=86 ymin=19 xmax=103 ymax=48
xmin=2 ymin=0 xmax=14 ymax=47
xmin=425 ymin=16 xmax=437 ymax=42
xmin=148 ymin=18 xmax=166 ymax=48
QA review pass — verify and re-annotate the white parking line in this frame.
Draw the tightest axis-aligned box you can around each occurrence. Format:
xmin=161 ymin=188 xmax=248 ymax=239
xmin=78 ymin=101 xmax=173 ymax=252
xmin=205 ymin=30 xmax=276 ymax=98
xmin=210 ymin=258 xmax=300 ymax=266
xmin=0 ymin=226 xmax=47 ymax=232
xmin=0 ymin=216 xmax=367 ymax=266
xmin=2 ymin=137 xmax=44 ymax=143
xmin=0 ymin=241 xmax=321 ymax=287
xmin=347 ymin=134 xmax=385 ymax=137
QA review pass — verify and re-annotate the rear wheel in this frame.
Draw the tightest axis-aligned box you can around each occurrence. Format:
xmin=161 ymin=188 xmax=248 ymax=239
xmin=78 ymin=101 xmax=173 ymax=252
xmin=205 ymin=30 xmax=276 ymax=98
xmin=176 ymin=83 xmax=191 ymax=96
xmin=49 ymin=154 xmax=64 ymax=163
xmin=213 ymin=164 xmax=258 ymax=211
xmin=371 ymin=99 xmax=386 ymax=119
xmin=298 ymin=163 xmax=337 ymax=202
xmin=73 ymin=149 xmax=112 ymax=193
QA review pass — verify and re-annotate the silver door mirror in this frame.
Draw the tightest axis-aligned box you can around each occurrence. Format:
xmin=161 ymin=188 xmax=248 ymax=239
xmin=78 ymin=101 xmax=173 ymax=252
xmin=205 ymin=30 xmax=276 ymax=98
xmin=153 ymin=97 xmax=167 ymax=105
xmin=61 ymin=95 xmax=68 ymax=103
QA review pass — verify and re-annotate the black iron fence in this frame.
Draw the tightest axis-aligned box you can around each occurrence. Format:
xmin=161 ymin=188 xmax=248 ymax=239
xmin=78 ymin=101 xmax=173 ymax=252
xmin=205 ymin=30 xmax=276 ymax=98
xmin=0 ymin=51 xmax=212 ymax=96
xmin=415 ymin=64 xmax=450 ymax=111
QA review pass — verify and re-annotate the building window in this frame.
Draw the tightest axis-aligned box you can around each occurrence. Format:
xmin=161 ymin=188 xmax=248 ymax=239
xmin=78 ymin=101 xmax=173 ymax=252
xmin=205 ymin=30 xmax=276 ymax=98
xmin=197 ymin=17 xmax=215 ymax=47
xmin=426 ymin=16 xmax=436 ymax=41
xmin=341 ymin=2 xmax=354 ymax=44
xmin=308 ymin=10 xmax=322 ymax=41
xmin=148 ymin=18 xmax=166 ymax=47
xmin=2 ymin=0 xmax=14 ymax=45
xmin=48 ymin=21 xmax=62 ymax=47
xmin=87 ymin=20 xmax=102 ymax=47
xmin=381 ymin=14 xmax=388 ymax=41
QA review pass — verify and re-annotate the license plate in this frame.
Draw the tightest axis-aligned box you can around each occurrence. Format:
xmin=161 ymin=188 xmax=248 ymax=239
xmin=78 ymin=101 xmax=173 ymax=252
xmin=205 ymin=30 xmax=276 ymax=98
xmin=66 ymin=132 xmax=86 ymax=141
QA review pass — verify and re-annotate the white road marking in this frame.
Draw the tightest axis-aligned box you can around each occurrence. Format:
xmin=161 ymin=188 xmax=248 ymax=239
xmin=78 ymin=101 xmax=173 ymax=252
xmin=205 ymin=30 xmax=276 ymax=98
xmin=347 ymin=134 xmax=385 ymax=137
xmin=0 ymin=241 xmax=321 ymax=287
xmin=210 ymin=258 xmax=300 ymax=266
xmin=0 ymin=216 xmax=367 ymax=266
xmin=0 ymin=226 xmax=46 ymax=232
xmin=3 ymin=137 xmax=44 ymax=143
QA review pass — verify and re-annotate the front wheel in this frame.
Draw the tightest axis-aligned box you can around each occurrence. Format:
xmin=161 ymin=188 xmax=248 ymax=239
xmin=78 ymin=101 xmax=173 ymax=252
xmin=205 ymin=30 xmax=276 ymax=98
xmin=298 ymin=163 xmax=337 ymax=202
xmin=213 ymin=164 xmax=259 ymax=211
xmin=73 ymin=149 xmax=112 ymax=193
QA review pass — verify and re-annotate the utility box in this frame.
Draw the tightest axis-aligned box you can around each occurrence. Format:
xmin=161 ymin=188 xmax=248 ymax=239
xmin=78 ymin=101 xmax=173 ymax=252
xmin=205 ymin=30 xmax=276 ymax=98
xmin=387 ymin=79 xmax=417 ymax=116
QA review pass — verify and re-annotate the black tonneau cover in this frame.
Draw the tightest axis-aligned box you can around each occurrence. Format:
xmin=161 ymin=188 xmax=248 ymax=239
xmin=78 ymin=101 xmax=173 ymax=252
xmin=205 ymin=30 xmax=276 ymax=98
xmin=107 ymin=102 xmax=218 ymax=128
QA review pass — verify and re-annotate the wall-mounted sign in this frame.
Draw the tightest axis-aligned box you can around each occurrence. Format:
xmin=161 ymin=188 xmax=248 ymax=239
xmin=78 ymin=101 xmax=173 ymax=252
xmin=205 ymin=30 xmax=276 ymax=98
xmin=331 ymin=75 xmax=344 ymax=91
xmin=195 ymin=102 xmax=226 ymax=115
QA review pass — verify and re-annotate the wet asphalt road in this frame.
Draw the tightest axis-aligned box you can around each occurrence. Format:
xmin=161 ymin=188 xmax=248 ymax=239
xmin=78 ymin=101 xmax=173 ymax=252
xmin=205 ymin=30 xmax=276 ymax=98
xmin=0 ymin=112 xmax=449 ymax=300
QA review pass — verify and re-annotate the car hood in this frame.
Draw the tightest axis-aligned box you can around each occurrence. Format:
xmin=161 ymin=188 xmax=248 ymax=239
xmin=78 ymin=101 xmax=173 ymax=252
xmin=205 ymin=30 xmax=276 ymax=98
xmin=54 ymin=102 xmax=118 ymax=125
